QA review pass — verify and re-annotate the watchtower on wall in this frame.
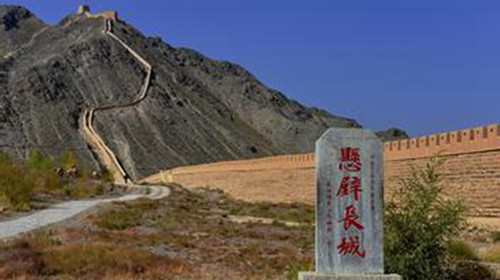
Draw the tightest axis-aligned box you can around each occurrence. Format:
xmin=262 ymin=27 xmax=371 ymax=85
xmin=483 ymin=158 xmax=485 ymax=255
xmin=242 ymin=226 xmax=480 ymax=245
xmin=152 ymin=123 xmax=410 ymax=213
xmin=76 ymin=5 xmax=119 ymax=22
xmin=98 ymin=11 xmax=118 ymax=22
xmin=77 ymin=5 xmax=90 ymax=15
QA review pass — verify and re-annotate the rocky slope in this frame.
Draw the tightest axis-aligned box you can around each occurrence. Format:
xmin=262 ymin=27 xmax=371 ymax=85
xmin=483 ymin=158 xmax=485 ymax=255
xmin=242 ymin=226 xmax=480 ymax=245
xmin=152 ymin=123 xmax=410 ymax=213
xmin=0 ymin=6 xmax=405 ymax=180
xmin=0 ymin=6 xmax=46 ymax=57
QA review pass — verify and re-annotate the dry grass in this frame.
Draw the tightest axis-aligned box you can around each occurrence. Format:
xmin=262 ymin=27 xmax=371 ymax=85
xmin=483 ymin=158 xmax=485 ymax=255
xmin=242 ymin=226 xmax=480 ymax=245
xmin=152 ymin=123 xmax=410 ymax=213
xmin=227 ymin=200 xmax=314 ymax=224
xmin=479 ymin=244 xmax=500 ymax=263
xmin=160 ymin=168 xmax=316 ymax=205
xmin=448 ymin=239 xmax=479 ymax=261
xmin=94 ymin=199 xmax=159 ymax=230
xmin=492 ymin=232 xmax=500 ymax=243
xmin=42 ymin=242 xmax=184 ymax=278
xmin=0 ymin=151 xmax=121 ymax=214
xmin=0 ymin=185 xmax=315 ymax=280
xmin=0 ymin=232 xmax=189 ymax=280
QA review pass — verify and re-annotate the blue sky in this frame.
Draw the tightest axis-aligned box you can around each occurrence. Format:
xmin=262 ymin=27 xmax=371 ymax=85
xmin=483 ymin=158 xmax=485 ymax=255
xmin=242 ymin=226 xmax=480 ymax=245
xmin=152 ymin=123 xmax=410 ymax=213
xmin=3 ymin=0 xmax=499 ymax=137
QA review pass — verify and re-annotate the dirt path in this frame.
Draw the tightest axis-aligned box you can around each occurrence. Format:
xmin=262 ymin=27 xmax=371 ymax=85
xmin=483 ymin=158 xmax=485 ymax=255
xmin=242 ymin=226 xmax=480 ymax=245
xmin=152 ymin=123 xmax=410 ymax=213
xmin=0 ymin=185 xmax=169 ymax=241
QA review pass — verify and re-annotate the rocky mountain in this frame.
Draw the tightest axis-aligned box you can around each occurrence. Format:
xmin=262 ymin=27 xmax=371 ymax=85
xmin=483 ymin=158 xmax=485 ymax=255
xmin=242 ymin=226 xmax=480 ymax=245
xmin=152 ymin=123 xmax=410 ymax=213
xmin=0 ymin=6 xmax=46 ymax=56
xmin=0 ymin=6 xmax=406 ymax=180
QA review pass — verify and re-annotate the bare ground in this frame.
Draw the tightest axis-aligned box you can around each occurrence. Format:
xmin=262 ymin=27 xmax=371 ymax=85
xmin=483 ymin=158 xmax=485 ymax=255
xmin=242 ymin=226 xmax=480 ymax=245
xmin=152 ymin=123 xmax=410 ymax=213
xmin=160 ymin=168 xmax=500 ymax=233
xmin=0 ymin=184 xmax=315 ymax=280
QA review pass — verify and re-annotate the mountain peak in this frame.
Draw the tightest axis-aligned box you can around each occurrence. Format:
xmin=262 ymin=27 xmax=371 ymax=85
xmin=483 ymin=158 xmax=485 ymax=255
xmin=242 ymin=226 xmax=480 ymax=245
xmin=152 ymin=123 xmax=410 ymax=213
xmin=0 ymin=5 xmax=39 ymax=31
xmin=0 ymin=5 xmax=46 ymax=56
xmin=0 ymin=6 xmax=402 ymax=180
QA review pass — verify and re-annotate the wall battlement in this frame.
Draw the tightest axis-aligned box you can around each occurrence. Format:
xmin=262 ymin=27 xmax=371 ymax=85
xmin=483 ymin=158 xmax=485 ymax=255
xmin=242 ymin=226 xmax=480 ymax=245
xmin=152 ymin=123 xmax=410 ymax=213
xmin=97 ymin=11 xmax=118 ymax=22
xmin=77 ymin=5 xmax=90 ymax=15
xmin=141 ymin=124 xmax=500 ymax=217
xmin=163 ymin=153 xmax=316 ymax=176
xmin=384 ymin=124 xmax=499 ymax=161
xmin=141 ymin=123 xmax=500 ymax=181
xmin=76 ymin=5 xmax=118 ymax=22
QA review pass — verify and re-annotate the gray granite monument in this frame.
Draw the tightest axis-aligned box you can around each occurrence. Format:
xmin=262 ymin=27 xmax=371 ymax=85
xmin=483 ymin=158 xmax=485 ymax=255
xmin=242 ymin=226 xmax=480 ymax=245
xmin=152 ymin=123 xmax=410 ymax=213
xmin=299 ymin=128 xmax=401 ymax=280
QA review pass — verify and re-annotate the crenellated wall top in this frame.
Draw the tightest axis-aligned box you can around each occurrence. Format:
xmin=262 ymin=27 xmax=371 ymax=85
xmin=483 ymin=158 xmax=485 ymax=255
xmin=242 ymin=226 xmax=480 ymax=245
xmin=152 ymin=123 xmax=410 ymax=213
xmin=384 ymin=124 xmax=499 ymax=161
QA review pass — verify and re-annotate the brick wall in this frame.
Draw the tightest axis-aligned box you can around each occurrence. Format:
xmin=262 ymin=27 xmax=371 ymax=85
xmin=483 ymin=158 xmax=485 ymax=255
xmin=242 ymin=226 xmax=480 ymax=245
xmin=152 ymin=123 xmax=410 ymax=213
xmin=384 ymin=124 xmax=499 ymax=160
xmin=384 ymin=150 xmax=500 ymax=216
xmin=142 ymin=124 xmax=500 ymax=216
xmin=383 ymin=124 xmax=500 ymax=216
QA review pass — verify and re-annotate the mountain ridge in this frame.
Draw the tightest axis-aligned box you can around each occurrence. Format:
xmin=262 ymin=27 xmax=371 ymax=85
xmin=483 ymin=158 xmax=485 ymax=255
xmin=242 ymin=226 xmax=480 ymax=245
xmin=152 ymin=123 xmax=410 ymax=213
xmin=0 ymin=6 xmax=407 ymax=180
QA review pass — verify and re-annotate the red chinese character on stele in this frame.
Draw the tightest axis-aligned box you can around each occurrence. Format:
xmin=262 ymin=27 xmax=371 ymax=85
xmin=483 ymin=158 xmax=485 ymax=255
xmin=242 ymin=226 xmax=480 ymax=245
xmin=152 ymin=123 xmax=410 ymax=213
xmin=337 ymin=236 xmax=366 ymax=257
xmin=337 ymin=176 xmax=361 ymax=201
xmin=342 ymin=205 xmax=364 ymax=231
xmin=339 ymin=147 xmax=362 ymax=172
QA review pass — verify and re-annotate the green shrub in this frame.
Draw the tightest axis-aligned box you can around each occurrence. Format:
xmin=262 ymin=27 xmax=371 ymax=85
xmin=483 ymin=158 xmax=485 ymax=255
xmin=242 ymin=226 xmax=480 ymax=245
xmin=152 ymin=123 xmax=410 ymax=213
xmin=96 ymin=212 xmax=135 ymax=230
xmin=26 ymin=149 xmax=54 ymax=172
xmin=491 ymin=232 xmax=500 ymax=243
xmin=0 ymin=157 xmax=35 ymax=211
xmin=0 ymin=151 xmax=10 ymax=165
xmin=448 ymin=239 xmax=478 ymax=261
xmin=0 ymin=149 xmax=114 ymax=211
xmin=94 ymin=202 xmax=154 ymax=230
xmin=59 ymin=151 xmax=77 ymax=170
xmin=63 ymin=185 xmax=76 ymax=197
xmin=92 ymin=184 xmax=105 ymax=196
xmin=385 ymin=158 xmax=468 ymax=280
xmin=452 ymin=261 xmax=496 ymax=280
xmin=100 ymin=167 xmax=114 ymax=182
xmin=284 ymin=262 xmax=313 ymax=280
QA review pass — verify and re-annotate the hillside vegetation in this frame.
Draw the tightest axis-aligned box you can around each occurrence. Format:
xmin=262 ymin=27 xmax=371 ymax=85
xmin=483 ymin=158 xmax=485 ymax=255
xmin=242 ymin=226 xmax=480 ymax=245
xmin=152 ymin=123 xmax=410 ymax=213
xmin=0 ymin=150 xmax=114 ymax=213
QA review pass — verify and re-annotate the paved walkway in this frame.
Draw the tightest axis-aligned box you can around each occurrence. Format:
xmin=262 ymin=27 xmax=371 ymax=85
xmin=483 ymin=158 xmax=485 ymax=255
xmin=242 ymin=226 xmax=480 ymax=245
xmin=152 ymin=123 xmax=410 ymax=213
xmin=0 ymin=185 xmax=169 ymax=240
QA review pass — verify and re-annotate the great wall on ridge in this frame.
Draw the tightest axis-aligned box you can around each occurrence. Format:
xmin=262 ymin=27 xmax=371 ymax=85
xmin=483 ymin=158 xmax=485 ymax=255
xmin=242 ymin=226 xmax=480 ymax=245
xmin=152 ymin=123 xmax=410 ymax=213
xmin=77 ymin=7 xmax=137 ymax=185
xmin=0 ymin=6 xmax=169 ymax=241
xmin=71 ymin=6 xmax=500 ymax=223
xmin=76 ymin=6 xmax=167 ymax=199
xmin=142 ymin=124 xmax=500 ymax=220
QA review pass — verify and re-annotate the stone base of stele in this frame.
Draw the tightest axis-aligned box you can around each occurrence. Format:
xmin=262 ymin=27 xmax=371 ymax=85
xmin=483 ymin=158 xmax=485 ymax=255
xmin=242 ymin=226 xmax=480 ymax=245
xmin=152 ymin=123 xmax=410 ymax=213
xmin=299 ymin=272 xmax=402 ymax=280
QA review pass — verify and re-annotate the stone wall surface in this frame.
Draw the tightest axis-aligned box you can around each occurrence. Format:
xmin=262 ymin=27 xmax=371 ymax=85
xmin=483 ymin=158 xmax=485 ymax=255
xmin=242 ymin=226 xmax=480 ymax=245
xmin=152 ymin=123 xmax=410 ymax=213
xmin=385 ymin=150 xmax=500 ymax=216
xmin=142 ymin=124 xmax=500 ymax=217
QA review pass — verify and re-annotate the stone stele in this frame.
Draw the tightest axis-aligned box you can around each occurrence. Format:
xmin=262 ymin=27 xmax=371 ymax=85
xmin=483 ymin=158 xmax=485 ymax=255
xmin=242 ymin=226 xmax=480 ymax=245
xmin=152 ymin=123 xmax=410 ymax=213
xmin=299 ymin=128 xmax=401 ymax=280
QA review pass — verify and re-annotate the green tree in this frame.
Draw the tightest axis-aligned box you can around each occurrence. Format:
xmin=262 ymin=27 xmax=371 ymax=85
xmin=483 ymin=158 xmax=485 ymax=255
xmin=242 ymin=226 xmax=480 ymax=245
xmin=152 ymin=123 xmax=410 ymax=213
xmin=0 ymin=152 xmax=35 ymax=211
xmin=26 ymin=149 xmax=53 ymax=171
xmin=26 ymin=149 xmax=62 ymax=191
xmin=384 ymin=158 xmax=468 ymax=280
